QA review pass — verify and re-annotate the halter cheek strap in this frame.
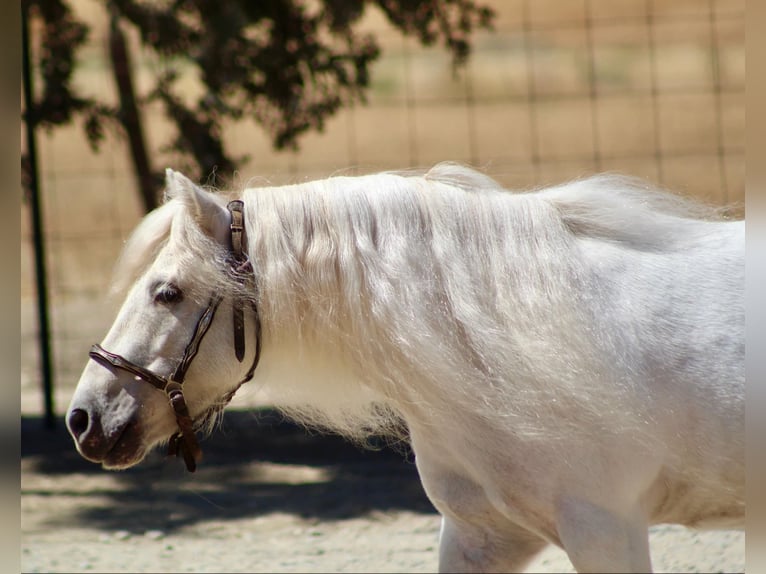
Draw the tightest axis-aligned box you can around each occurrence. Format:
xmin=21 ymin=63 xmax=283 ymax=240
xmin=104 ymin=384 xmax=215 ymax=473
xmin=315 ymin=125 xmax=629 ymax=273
xmin=89 ymin=295 xmax=221 ymax=472
xmin=229 ymin=200 xmax=247 ymax=362
xmin=228 ymin=199 xmax=262 ymax=387
xmin=88 ymin=199 xmax=260 ymax=472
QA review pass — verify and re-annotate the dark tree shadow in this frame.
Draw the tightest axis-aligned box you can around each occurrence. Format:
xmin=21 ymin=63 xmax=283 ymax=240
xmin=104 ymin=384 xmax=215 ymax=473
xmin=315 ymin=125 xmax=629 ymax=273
xmin=21 ymin=409 xmax=436 ymax=534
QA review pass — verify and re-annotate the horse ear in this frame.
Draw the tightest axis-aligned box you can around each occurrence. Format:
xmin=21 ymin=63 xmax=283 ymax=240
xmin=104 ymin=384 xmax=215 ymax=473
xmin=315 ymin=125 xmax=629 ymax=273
xmin=164 ymin=169 xmax=229 ymax=242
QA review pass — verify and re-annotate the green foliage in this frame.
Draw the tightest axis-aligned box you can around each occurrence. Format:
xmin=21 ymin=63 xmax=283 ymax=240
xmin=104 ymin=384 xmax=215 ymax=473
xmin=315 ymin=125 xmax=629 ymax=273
xmin=24 ymin=0 xmax=494 ymax=186
xmin=25 ymin=0 xmax=120 ymax=146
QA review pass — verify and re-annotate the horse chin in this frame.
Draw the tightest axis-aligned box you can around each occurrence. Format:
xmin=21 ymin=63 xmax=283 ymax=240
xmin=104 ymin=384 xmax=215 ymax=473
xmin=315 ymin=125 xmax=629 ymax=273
xmin=98 ymin=420 xmax=151 ymax=470
xmin=192 ymin=400 xmax=227 ymax=435
xmin=101 ymin=449 xmax=147 ymax=470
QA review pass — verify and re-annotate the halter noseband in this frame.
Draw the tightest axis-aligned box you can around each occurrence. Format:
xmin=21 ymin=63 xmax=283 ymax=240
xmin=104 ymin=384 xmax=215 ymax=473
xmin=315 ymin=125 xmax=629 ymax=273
xmin=88 ymin=199 xmax=261 ymax=472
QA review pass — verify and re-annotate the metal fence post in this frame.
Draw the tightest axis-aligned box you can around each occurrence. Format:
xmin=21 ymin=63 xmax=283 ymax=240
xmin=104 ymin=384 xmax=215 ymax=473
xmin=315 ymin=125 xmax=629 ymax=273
xmin=22 ymin=1 xmax=56 ymax=430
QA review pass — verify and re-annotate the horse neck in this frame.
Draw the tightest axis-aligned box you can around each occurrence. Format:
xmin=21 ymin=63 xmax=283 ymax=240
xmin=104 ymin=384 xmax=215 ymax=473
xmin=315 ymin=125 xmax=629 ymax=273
xmin=245 ymin=184 xmax=592 ymax=400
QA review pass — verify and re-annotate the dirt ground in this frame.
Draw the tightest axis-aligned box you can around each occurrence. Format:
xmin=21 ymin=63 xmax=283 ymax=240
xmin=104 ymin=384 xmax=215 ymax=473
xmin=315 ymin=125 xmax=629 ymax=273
xmin=21 ymin=407 xmax=746 ymax=574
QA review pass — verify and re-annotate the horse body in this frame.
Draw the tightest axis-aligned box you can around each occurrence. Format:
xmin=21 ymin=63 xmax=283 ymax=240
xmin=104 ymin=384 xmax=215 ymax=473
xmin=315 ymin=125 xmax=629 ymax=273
xmin=67 ymin=164 xmax=744 ymax=572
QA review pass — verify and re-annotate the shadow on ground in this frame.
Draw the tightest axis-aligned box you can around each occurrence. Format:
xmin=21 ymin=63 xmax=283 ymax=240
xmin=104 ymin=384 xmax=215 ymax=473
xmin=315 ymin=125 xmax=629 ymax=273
xmin=22 ymin=409 xmax=436 ymax=534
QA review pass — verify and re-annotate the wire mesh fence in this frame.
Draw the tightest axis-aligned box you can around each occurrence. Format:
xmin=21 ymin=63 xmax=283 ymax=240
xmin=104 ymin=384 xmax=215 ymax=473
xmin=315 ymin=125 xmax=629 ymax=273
xmin=21 ymin=0 xmax=745 ymax=414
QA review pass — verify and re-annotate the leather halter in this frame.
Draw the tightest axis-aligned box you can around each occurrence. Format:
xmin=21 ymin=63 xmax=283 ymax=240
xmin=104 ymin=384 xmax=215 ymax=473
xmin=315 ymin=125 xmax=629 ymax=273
xmin=88 ymin=200 xmax=261 ymax=472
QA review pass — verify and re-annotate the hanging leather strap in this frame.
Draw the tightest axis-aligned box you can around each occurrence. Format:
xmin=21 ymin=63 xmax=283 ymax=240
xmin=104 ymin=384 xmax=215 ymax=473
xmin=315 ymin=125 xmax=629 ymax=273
xmin=228 ymin=200 xmax=247 ymax=363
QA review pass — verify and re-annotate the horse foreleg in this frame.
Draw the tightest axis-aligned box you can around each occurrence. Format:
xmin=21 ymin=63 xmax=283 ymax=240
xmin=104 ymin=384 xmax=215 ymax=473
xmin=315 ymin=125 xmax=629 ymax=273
xmin=438 ymin=515 xmax=547 ymax=573
xmin=555 ymin=496 xmax=652 ymax=573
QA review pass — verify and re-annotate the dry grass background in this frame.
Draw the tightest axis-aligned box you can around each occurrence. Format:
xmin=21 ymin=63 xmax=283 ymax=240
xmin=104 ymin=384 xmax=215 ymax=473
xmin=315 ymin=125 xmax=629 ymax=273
xmin=21 ymin=1 xmax=745 ymax=571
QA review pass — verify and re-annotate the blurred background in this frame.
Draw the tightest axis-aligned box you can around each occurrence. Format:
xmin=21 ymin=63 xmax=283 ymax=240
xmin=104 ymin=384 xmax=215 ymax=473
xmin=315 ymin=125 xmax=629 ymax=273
xmin=21 ymin=0 xmax=744 ymax=425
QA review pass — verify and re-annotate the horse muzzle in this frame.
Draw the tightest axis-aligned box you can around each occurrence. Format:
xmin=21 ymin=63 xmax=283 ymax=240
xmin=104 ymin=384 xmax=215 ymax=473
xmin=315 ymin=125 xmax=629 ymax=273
xmin=66 ymin=367 xmax=176 ymax=469
xmin=66 ymin=405 xmax=149 ymax=469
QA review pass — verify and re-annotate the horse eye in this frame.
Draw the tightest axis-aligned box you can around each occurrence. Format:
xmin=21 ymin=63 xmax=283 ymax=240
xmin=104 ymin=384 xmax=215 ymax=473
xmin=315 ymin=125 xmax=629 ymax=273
xmin=154 ymin=283 xmax=183 ymax=305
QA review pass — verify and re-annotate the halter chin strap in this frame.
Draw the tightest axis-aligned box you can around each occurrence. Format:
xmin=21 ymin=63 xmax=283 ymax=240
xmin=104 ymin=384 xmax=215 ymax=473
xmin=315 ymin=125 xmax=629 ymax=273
xmin=88 ymin=199 xmax=260 ymax=472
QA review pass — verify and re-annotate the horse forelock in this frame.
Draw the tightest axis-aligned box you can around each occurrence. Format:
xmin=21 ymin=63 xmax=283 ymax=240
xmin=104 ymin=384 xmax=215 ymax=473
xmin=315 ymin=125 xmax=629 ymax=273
xmin=111 ymin=193 xmax=240 ymax=304
xmin=110 ymin=200 xmax=180 ymax=297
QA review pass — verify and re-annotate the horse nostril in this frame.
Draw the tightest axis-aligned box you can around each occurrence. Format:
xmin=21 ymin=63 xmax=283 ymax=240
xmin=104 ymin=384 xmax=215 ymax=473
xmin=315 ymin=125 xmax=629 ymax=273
xmin=67 ymin=408 xmax=90 ymax=440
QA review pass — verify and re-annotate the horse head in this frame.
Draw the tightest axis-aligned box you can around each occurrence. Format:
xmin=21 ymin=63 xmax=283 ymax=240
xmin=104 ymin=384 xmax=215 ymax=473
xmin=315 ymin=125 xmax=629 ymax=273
xmin=66 ymin=170 xmax=260 ymax=470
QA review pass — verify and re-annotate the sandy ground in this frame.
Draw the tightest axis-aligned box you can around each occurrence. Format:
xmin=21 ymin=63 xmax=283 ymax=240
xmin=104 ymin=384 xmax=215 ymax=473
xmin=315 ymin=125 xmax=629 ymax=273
xmin=21 ymin=390 xmax=745 ymax=573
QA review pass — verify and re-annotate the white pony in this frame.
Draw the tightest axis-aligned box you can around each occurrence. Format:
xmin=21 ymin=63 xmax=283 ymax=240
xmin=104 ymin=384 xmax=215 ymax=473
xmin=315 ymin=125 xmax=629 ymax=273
xmin=67 ymin=163 xmax=744 ymax=573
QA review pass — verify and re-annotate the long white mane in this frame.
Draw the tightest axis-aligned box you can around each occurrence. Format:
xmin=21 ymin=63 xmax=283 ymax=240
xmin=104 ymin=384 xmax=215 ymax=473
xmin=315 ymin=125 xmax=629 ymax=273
xmin=115 ymin=163 xmax=740 ymax=447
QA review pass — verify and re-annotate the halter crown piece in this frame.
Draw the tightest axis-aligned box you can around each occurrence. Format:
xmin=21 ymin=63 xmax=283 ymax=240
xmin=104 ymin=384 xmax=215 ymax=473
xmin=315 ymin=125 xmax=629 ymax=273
xmin=88 ymin=200 xmax=261 ymax=472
